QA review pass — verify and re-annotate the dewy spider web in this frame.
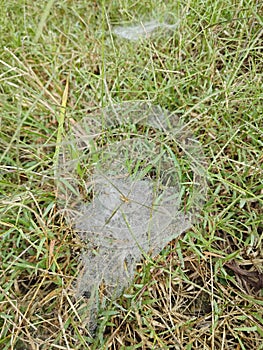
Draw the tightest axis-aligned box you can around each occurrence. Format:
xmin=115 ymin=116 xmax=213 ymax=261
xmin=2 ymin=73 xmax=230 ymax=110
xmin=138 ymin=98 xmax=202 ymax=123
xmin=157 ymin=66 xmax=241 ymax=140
xmin=113 ymin=19 xmax=179 ymax=41
xmin=57 ymin=101 xmax=207 ymax=332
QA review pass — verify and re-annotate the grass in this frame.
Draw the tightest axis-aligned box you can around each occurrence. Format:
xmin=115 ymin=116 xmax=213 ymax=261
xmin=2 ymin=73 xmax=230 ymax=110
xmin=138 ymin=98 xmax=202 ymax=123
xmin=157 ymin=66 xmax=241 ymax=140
xmin=0 ymin=0 xmax=262 ymax=349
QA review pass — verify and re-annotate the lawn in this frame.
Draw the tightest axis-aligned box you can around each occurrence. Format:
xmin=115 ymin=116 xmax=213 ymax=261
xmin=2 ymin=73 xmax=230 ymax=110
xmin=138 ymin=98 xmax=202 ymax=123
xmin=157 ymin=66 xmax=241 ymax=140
xmin=0 ymin=0 xmax=262 ymax=349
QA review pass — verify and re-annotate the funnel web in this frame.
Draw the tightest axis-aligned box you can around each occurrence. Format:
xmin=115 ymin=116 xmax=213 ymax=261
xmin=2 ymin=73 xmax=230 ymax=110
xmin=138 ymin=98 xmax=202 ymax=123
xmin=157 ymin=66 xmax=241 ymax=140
xmin=113 ymin=19 xmax=179 ymax=41
xmin=57 ymin=101 xmax=207 ymax=332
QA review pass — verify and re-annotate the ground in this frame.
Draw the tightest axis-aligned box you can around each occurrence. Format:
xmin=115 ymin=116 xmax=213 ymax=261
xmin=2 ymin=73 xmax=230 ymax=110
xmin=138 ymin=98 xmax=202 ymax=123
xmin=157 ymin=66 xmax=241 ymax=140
xmin=0 ymin=0 xmax=262 ymax=349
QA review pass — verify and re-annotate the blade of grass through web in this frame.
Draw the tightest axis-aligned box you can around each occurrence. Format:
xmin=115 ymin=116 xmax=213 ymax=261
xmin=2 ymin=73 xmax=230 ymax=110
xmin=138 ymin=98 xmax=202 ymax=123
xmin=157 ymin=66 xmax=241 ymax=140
xmin=54 ymin=76 xmax=69 ymax=190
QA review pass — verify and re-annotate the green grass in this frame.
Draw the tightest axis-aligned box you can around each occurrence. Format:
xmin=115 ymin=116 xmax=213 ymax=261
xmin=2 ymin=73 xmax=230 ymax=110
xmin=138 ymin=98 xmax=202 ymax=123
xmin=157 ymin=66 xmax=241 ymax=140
xmin=0 ymin=0 xmax=262 ymax=349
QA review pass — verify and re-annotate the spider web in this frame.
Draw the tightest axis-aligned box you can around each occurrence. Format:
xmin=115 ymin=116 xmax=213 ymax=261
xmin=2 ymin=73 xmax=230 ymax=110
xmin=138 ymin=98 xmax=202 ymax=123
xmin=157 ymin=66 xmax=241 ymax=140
xmin=113 ymin=19 xmax=179 ymax=41
xmin=57 ymin=101 xmax=207 ymax=332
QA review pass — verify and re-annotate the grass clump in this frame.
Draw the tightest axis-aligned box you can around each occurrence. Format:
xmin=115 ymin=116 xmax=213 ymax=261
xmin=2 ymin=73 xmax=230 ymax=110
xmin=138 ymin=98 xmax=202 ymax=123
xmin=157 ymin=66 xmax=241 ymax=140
xmin=0 ymin=0 xmax=262 ymax=349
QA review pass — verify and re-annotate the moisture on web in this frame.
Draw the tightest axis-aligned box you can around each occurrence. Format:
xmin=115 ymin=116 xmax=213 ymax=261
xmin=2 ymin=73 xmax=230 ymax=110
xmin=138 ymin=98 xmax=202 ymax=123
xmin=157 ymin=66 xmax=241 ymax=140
xmin=57 ymin=101 xmax=207 ymax=332
xmin=113 ymin=19 xmax=179 ymax=41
